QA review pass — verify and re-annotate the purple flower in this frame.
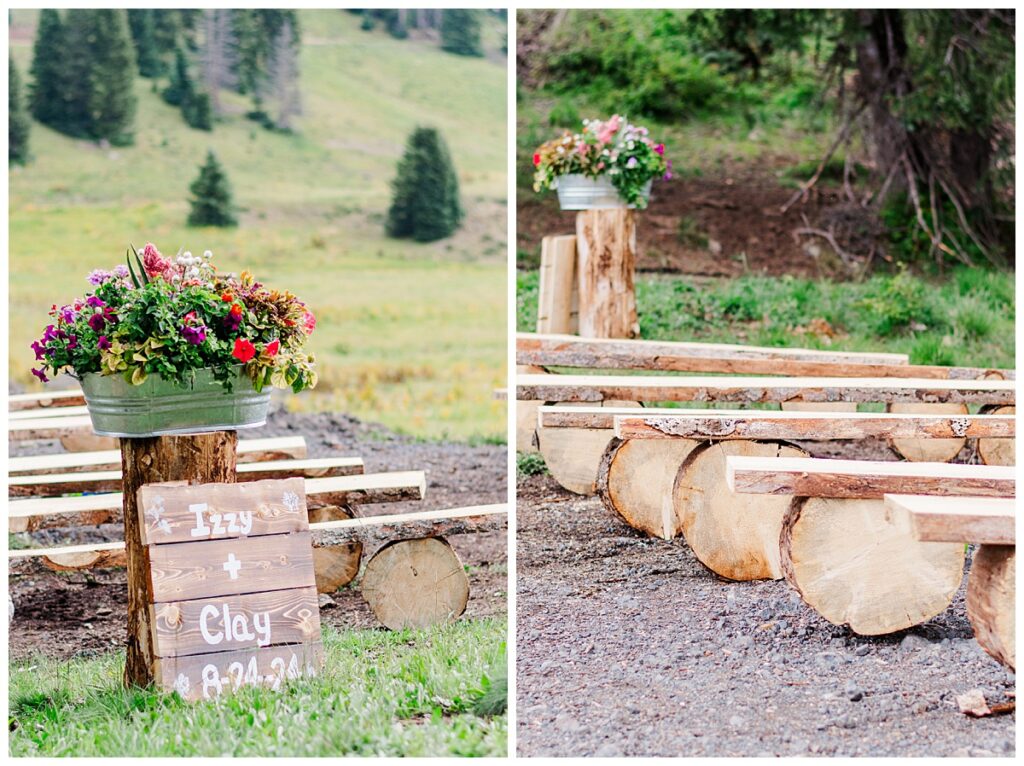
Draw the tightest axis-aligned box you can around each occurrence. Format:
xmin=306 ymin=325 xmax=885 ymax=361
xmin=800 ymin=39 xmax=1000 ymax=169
xmin=88 ymin=269 xmax=112 ymax=285
xmin=113 ymin=265 xmax=129 ymax=278
xmin=86 ymin=296 xmax=105 ymax=308
xmin=67 ymin=335 xmax=78 ymax=350
xmin=223 ymin=311 xmax=242 ymax=333
xmin=97 ymin=335 xmax=111 ymax=351
xmin=626 ymin=157 xmax=638 ymax=169
xmin=31 ymin=367 xmax=49 ymax=383
xmin=31 ymin=340 xmax=47 ymax=360
xmin=181 ymin=324 xmax=207 ymax=345
xmin=88 ymin=313 xmax=107 ymax=331
xmin=60 ymin=306 xmax=77 ymax=324
xmin=654 ymin=143 xmax=665 ymax=156
xmin=43 ymin=324 xmax=59 ymax=342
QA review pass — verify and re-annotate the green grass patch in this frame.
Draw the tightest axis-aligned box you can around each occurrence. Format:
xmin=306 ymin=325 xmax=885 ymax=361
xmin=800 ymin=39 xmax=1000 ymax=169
xmin=9 ymin=620 xmax=507 ymax=757
xmin=517 ymin=267 xmax=1014 ymax=369
xmin=9 ymin=10 xmax=508 ymax=442
xmin=516 ymin=450 xmax=548 ymax=478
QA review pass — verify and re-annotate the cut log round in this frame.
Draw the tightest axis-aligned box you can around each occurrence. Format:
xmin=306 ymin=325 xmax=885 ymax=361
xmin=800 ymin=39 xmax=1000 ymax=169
xmin=537 ymin=400 xmax=641 ymax=495
xmin=598 ymin=436 xmax=699 ymax=539
xmin=966 ymin=544 xmax=1015 ymax=670
xmin=313 ymin=543 xmax=363 ymax=594
xmin=781 ymin=496 xmax=965 ymax=635
xmin=978 ymin=406 xmax=1015 ymax=466
xmin=515 ymin=365 xmax=547 ymax=453
xmin=780 ymin=401 xmax=858 ymax=412
xmin=673 ymin=440 xmax=809 ymax=581
xmin=887 ymin=402 xmax=968 ymax=462
xmin=360 ymin=537 xmax=469 ymax=630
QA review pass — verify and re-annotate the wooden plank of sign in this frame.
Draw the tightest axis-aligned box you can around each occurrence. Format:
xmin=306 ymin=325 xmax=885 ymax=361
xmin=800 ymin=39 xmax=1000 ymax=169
xmin=154 ymin=641 xmax=324 ymax=703
xmin=10 ymin=457 xmax=365 ymax=498
xmin=8 ymin=436 xmax=308 ymax=476
xmin=885 ymin=494 xmax=1016 ymax=545
xmin=8 ymin=388 xmax=86 ymax=411
xmin=148 ymin=530 xmax=315 ymax=603
xmin=138 ymin=477 xmax=309 ymax=545
xmin=517 ymin=333 xmax=1016 ymax=380
xmin=8 ymin=405 xmax=90 ymax=421
xmin=610 ymin=410 xmax=1016 ymax=441
xmin=516 ymin=373 xmax=1015 ymax=406
xmin=150 ymin=585 xmax=320 ymax=658
xmin=726 ymin=456 xmax=1016 ymax=499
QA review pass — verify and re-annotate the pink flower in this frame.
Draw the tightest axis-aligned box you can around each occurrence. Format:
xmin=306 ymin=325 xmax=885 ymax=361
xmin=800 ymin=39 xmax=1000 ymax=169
xmin=141 ymin=243 xmax=172 ymax=279
xmin=302 ymin=311 xmax=316 ymax=336
xmin=264 ymin=339 xmax=280 ymax=357
xmin=654 ymin=144 xmax=665 ymax=156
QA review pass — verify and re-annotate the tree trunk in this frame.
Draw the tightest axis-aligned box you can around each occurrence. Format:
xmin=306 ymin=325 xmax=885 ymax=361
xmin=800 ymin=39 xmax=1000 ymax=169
xmin=575 ymin=209 xmax=640 ymax=339
xmin=121 ymin=431 xmax=238 ymax=688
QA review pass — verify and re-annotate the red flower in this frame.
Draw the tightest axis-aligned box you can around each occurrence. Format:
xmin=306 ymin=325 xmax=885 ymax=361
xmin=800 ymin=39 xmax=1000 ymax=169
xmin=221 ymin=292 xmax=234 ymax=302
xmin=232 ymin=338 xmax=256 ymax=363
xmin=229 ymin=303 xmax=242 ymax=316
xmin=264 ymin=339 xmax=280 ymax=358
xmin=533 ymin=153 xmax=541 ymax=166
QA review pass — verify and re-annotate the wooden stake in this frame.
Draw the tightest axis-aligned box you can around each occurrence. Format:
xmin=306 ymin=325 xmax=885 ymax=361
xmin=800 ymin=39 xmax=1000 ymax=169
xmin=575 ymin=209 xmax=639 ymax=338
xmin=120 ymin=432 xmax=238 ymax=688
xmin=966 ymin=545 xmax=1015 ymax=670
xmin=536 ymin=236 xmax=578 ymax=335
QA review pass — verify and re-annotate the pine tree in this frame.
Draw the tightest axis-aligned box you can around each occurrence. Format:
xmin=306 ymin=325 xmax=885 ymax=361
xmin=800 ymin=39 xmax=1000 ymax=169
xmin=162 ymin=45 xmax=193 ymax=106
xmin=269 ymin=19 xmax=302 ymax=131
xmin=9 ymin=56 xmax=31 ymax=165
xmin=386 ymin=127 xmax=463 ymax=242
xmin=440 ymin=9 xmax=483 ymax=57
xmin=84 ymin=10 xmax=138 ymax=145
xmin=28 ymin=8 xmax=67 ymax=127
xmin=200 ymin=9 xmax=236 ymax=116
xmin=182 ymin=90 xmax=213 ymax=131
xmin=61 ymin=9 xmax=98 ymax=137
xmin=188 ymin=150 xmax=238 ymax=227
xmin=128 ymin=10 xmax=164 ymax=77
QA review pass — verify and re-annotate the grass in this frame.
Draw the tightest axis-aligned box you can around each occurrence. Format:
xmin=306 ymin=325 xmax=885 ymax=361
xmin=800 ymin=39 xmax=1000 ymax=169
xmin=517 ymin=267 xmax=1015 ymax=370
xmin=9 ymin=10 xmax=508 ymax=442
xmin=9 ymin=620 xmax=507 ymax=757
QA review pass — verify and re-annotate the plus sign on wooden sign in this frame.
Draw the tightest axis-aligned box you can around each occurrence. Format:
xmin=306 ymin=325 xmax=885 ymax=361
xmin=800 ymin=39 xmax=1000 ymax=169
xmin=137 ymin=477 xmax=323 ymax=701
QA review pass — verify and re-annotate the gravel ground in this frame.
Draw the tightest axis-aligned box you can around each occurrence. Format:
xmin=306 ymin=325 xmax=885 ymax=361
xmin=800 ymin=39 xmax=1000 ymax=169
xmin=10 ymin=406 xmax=508 ymax=662
xmin=515 ymin=472 xmax=1015 ymax=757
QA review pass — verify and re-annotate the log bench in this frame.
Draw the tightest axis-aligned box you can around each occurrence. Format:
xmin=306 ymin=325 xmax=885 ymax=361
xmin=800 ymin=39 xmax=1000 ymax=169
xmin=555 ymin=407 xmax=1015 ymax=540
xmin=519 ymin=374 xmax=1015 ymax=495
xmin=886 ymin=494 xmax=1015 ymax=670
xmin=8 ymin=388 xmax=86 ymax=411
xmin=10 ymin=504 xmax=508 ymax=629
xmin=720 ymin=456 xmax=1014 ymax=635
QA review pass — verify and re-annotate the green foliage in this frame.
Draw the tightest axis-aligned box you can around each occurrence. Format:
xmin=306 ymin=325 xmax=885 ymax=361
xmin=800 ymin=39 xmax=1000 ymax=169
xmin=517 ymin=451 xmax=548 ymax=478
xmin=547 ymin=98 xmax=579 ymax=128
xmin=187 ymin=151 xmax=238 ymax=227
xmin=127 ymin=10 xmax=164 ymax=78
xmin=232 ymin=9 xmax=301 ymax=105
xmin=9 ymin=56 xmax=31 ymax=165
xmin=161 ymin=46 xmax=192 ymax=107
xmin=881 ymin=194 xmax=989 ymax=267
xmin=183 ymin=90 xmax=213 ymax=131
xmin=676 ymin=216 xmax=707 ymax=249
xmin=855 ymin=268 xmax=934 ymax=336
xmin=27 ymin=9 xmax=67 ymax=127
xmin=386 ymin=127 xmax=463 ymax=242
xmin=441 ymin=9 xmax=483 ymax=57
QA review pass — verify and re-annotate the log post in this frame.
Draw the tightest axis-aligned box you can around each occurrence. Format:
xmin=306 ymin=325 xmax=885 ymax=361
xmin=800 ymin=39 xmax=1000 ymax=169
xmin=575 ymin=208 xmax=640 ymax=338
xmin=120 ymin=431 xmax=238 ymax=688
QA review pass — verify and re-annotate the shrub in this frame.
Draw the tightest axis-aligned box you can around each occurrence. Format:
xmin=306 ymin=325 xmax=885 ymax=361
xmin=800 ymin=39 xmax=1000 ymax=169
xmin=187 ymin=151 xmax=238 ymax=227
xmin=441 ymin=9 xmax=483 ymax=57
xmin=385 ymin=127 xmax=463 ymax=242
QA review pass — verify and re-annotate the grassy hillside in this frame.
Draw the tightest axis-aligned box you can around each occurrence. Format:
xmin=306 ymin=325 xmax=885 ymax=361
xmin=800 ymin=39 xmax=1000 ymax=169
xmin=9 ymin=10 xmax=508 ymax=441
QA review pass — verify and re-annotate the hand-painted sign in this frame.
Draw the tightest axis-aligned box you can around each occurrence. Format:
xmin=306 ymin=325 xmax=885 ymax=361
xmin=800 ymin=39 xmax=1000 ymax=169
xmin=137 ymin=477 xmax=323 ymax=701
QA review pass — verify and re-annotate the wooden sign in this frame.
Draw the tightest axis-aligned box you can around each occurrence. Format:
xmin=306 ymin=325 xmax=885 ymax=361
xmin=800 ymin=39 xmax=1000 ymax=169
xmin=137 ymin=477 xmax=322 ymax=701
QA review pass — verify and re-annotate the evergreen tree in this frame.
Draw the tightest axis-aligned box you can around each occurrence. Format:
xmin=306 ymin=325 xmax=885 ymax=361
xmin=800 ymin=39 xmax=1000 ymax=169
xmin=440 ymin=9 xmax=483 ymax=57
xmin=182 ymin=90 xmax=213 ymax=131
xmin=269 ymin=19 xmax=302 ymax=131
xmin=162 ymin=45 xmax=193 ymax=107
xmin=61 ymin=9 xmax=98 ymax=137
xmin=188 ymin=150 xmax=238 ymax=227
xmin=9 ymin=56 xmax=31 ymax=165
xmin=84 ymin=10 xmax=138 ymax=145
xmin=128 ymin=9 xmax=164 ymax=77
xmin=386 ymin=127 xmax=463 ymax=242
xmin=28 ymin=8 xmax=67 ymax=127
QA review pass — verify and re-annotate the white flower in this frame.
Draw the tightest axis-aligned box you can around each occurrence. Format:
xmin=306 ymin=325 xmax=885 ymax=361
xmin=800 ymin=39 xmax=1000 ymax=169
xmin=203 ymin=250 xmax=212 ymax=260
xmin=173 ymin=673 xmax=190 ymax=696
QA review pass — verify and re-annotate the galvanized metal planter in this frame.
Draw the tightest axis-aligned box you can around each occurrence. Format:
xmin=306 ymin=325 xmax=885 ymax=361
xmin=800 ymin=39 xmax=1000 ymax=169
xmin=555 ymin=174 xmax=652 ymax=210
xmin=79 ymin=366 xmax=270 ymax=438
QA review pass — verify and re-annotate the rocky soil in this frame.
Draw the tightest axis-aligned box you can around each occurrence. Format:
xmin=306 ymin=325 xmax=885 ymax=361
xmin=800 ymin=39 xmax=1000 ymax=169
xmin=516 ymin=473 xmax=1015 ymax=757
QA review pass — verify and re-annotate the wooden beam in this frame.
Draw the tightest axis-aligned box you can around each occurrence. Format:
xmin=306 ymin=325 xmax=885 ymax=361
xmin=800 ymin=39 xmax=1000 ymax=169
xmin=9 ymin=457 xmax=365 ymax=497
xmin=9 ymin=414 xmax=95 ymax=441
xmin=517 ymin=373 xmax=1015 ymax=406
xmin=610 ymin=410 xmax=1016 ymax=441
xmin=8 ymin=388 xmax=86 ymax=411
xmin=886 ymin=494 xmax=1016 ymax=545
xmin=516 ymin=332 xmax=1013 ymax=380
xmin=9 ymin=405 xmax=89 ymax=421
xmin=727 ymin=456 xmax=1015 ymax=498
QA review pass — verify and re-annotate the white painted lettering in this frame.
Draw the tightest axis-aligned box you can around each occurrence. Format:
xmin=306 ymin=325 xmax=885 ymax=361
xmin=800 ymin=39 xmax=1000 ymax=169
xmin=239 ymin=511 xmax=253 ymax=534
xmin=190 ymin=503 xmax=211 ymax=537
xmin=199 ymin=604 xmax=223 ymax=645
xmin=253 ymin=611 xmax=271 ymax=646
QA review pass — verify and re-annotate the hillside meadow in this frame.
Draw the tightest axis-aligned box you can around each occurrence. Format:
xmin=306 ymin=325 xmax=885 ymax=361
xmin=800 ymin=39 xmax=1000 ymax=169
xmin=9 ymin=10 xmax=508 ymax=442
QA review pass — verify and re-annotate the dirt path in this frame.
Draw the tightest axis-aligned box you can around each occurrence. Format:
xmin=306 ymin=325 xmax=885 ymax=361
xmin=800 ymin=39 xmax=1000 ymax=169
xmin=515 ymin=473 xmax=1015 ymax=757
xmin=9 ymin=408 xmax=508 ymax=662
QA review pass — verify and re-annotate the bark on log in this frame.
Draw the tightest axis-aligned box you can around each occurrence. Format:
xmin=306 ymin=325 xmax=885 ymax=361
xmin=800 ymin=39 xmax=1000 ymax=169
xmin=360 ymin=537 xmax=470 ymax=630
xmin=781 ymin=496 xmax=966 ymax=635
xmin=575 ymin=209 xmax=639 ymax=338
xmin=673 ymin=440 xmax=809 ymax=581
xmin=887 ymin=402 xmax=968 ymax=462
xmin=966 ymin=545 xmax=1015 ymax=670
xmin=121 ymin=432 xmax=238 ymax=688
xmin=597 ymin=436 xmax=699 ymax=539
xmin=978 ymin=406 xmax=1015 ymax=466
xmin=515 ymin=365 xmax=547 ymax=453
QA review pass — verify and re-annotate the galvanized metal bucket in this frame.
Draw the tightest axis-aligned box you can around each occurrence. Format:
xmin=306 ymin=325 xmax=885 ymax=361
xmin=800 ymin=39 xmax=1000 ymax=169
xmin=555 ymin=174 xmax=652 ymax=210
xmin=79 ymin=366 xmax=271 ymax=438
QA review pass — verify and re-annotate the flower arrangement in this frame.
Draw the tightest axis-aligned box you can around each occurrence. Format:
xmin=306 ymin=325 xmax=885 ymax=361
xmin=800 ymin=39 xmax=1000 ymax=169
xmin=32 ymin=244 xmax=318 ymax=394
xmin=532 ymin=115 xmax=671 ymax=208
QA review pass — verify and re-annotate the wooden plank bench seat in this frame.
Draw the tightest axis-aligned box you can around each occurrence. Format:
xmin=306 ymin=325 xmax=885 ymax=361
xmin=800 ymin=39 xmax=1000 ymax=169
xmin=885 ymin=494 xmax=1015 ymax=670
xmin=9 ymin=457 xmax=366 ymax=498
xmin=8 ymin=436 xmax=308 ymax=475
xmin=8 ymin=405 xmax=89 ymax=420
xmin=8 ymin=388 xmax=86 ymax=411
